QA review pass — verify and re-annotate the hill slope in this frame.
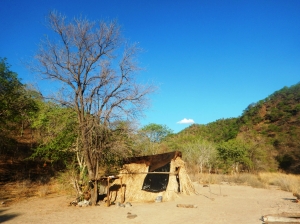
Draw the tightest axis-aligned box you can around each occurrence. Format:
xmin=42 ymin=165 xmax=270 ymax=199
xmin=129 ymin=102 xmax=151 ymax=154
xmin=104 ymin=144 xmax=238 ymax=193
xmin=168 ymin=82 xmax=300 ymax=173
xmin=239 ymin=82 xmax=300 ymax=172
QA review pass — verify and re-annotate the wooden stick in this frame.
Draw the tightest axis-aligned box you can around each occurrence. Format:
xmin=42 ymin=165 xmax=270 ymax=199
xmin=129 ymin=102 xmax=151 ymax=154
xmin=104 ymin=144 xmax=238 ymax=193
xmin=119 ymin=171 xmax=178 ymax=175
xmin=262 ymin=215 xmax=300 ymax=222
xmin=177 ymin=204 xmax=198 ymax=208
xmin=106 ymin=177 xmax=110 ymax=207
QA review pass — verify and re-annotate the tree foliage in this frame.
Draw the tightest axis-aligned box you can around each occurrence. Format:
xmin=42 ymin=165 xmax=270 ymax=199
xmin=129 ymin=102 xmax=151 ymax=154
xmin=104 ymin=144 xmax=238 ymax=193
xmin=0 ymin=58 xmax=39 ymax=153
xmin=216 ymin=139 xmax=250 ymax=173
xmin=140 ymin=123 xmax=173 ymax=143
xmin=180 ymin=118 xmax=240 ymax=143
xmin=30 ymin=101 xmax=78 ymax=164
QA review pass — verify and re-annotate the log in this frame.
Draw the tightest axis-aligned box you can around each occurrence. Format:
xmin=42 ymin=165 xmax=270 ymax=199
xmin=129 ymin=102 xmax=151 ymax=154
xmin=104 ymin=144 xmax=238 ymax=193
xmin=262 ymin=215 xmax=300 ymax=223
xmin=176 ymin=204 xmax=198 ymax=208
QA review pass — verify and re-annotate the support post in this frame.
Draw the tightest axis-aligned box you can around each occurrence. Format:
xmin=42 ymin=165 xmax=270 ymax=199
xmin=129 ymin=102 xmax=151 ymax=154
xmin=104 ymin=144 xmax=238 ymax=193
xmin=106 ymin=177 xmax=110 ymax=207
xmin=120 ymin=177 xmax=124 ymax=204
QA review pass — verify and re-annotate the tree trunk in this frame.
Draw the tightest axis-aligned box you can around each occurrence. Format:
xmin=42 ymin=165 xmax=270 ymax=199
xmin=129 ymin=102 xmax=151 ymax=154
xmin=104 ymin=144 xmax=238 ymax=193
xmin=208 ymin=164 xmax=212 ymax=174
xmin=199 ymin=162 xmax=203 ymax=174
xmin=81 ymin=129 xmax=99 ymax=205
xmin=90 ymin=180 xmax=98 ymax=205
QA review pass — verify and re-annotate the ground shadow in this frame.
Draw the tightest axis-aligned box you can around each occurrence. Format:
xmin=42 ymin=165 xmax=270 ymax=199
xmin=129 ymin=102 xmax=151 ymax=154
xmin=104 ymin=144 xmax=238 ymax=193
xmin=283 ymin=197 xmax=298 ymax=203
xmin=0 ymin=209 xmax=21 ymax=223
xmin=98 ymin=184 xmax=126 ymax=204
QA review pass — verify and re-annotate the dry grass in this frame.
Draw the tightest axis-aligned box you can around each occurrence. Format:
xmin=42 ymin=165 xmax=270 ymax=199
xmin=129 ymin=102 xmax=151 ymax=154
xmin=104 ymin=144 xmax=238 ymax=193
xmin=194 ymin=172 xmax=300 ymax=194
xmin=258 ymin=172 xmax=300 ymax=193
xmin=0 ymin=177 xmax=69 ymax=206
xmin=55 ymin=171 xmax=79 ymax=196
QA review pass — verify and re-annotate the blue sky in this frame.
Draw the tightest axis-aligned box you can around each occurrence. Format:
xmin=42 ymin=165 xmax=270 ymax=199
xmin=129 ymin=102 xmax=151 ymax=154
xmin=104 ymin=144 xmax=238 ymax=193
xmin=1 ymin=0 xmax=300 ymax=133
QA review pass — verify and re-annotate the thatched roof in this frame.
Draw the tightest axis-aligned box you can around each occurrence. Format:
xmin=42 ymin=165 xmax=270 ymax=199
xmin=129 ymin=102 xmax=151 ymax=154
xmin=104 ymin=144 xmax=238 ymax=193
xmin=123 ymin=151 xmax=182 ymax=172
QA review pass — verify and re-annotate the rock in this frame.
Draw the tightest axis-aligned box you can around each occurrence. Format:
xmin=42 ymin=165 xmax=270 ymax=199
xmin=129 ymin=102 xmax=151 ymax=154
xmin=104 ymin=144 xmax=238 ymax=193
xmin=127 ymin=214 xmax=137 ymax=219
xmin=116 ymin=202 xmax=125 ymax=208
xmin=77 ymin=199 xmax=90 ymax=207
xmin=155 ymin=196 xmax=162 ymax=203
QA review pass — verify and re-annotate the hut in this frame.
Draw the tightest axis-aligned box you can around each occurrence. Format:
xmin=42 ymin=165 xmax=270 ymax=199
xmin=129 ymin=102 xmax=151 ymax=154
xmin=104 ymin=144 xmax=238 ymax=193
xmin=107 ymin=151 xmax=196 ymax=203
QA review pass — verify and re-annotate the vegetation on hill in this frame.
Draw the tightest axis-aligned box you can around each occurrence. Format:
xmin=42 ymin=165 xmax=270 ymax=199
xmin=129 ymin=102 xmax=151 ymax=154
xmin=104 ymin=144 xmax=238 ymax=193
xmin=239 ymin=83 xmax=300 ymax=173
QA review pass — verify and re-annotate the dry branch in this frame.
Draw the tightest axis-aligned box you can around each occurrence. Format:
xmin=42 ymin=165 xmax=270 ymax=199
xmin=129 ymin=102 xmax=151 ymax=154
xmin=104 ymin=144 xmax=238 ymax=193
xmin=176 ymin=204 xmax=198 ymax=208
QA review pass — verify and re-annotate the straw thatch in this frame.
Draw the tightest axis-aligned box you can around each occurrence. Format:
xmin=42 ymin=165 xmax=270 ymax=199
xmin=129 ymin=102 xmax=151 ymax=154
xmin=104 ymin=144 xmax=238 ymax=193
xmin=108 ymin=151 xmax=196 ymax=203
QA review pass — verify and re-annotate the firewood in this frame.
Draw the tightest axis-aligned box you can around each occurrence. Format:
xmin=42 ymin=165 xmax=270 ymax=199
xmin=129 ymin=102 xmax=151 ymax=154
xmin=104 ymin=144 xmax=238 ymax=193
xmin=262 ymin=215 xmax=300 ymax=222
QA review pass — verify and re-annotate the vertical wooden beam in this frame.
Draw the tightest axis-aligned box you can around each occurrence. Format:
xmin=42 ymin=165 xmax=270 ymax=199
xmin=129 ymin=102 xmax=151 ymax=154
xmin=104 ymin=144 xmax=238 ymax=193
xmin=106 ymin=177 xmax=110 ymax=207
xmin=120 ymin=177 xmax=124 ymax=204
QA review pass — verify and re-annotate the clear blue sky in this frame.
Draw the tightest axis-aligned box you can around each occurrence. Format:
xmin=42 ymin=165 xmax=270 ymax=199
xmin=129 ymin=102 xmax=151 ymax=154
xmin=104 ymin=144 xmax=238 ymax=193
xmin=1 ymin=0 xmax=300 ymax=133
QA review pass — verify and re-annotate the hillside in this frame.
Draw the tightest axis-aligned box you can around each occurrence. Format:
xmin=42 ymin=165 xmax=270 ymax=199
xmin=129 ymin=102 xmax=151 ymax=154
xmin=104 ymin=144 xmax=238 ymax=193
xmin=168 ymin=82 xmax=300 ymax=173
xmin=239 ymin=82 xmax=300 ymax=172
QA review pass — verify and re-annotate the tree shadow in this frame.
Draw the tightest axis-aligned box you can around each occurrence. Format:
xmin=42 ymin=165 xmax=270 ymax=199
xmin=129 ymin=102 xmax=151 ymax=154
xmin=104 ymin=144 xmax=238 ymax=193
xmin=0 ymin=209 xmax=21 ymax=223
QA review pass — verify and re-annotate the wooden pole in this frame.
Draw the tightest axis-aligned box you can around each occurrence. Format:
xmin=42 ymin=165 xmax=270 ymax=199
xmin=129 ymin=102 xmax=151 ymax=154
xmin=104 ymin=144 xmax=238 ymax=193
xmin=119 ymin=171 xmax=178 ymax=175
xmin=106 ymin=177 xmax=110 ymax=207
xmin=120 ymin=177 xmax=124 ymax=204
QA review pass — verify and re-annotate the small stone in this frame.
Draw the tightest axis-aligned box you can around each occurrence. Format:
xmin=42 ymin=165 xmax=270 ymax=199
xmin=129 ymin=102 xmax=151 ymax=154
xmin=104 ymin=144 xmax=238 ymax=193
xmin=127 ymin=214 xmax=137 ymax=219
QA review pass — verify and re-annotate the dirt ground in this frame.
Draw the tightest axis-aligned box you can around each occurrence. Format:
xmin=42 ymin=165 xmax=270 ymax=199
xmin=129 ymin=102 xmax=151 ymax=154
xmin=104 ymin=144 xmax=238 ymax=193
xmin=1 ymin=182 xmax=300 ymax=224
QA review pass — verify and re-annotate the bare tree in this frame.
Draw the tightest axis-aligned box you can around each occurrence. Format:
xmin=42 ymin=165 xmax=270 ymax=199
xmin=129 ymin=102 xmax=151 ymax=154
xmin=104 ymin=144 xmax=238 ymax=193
xmin=32 ymin=11 xmax=155 ymax=204
xmin=183 ymin=139 xmax=217 ymax=174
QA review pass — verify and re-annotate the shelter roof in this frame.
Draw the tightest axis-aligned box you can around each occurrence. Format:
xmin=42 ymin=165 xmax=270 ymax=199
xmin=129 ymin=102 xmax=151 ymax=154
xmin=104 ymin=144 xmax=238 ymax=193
xmin=123 ymin=151 xmax=182 ymax=172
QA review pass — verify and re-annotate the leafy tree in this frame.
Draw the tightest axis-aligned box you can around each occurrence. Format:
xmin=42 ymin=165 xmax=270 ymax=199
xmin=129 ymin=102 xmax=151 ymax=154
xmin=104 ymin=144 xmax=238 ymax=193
xmin=0 ymin=58 xmax=23 ymax=128
xmin=0 ymin=58 xmax=38 ymax=154
xmin=217 ymin=139 xmax=249 ymax=173
xmin=137 ymin=123 xmax=173 ymax=155
xmin=31 ymin=101 xmax=78 ymax=164
xmin=100 ymin=120 xmax=138 ymax=169
xmin=31 ymin=11 xmax=155 ymax=204
xmin=237 ymin=130 xmax=278 ymax=172
xmin=140 ymin=123 xmax=173 ymax=143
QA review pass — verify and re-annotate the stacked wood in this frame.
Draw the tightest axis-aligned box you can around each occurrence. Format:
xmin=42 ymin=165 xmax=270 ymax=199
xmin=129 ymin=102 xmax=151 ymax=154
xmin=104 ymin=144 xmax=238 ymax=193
xmin=262 ymin=213 xmax=300 ymax=223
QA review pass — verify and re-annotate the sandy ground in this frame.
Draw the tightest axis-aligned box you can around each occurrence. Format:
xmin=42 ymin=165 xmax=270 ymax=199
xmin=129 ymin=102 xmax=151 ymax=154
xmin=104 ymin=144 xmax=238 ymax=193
xmin=1 ymin=183 xmax=300 ymax=224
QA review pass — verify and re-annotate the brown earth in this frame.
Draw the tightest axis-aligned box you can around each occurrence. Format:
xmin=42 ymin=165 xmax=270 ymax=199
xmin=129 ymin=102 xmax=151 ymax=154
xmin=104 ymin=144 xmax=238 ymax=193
xmin=1 ymin=183 xmax=300 ymax=224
